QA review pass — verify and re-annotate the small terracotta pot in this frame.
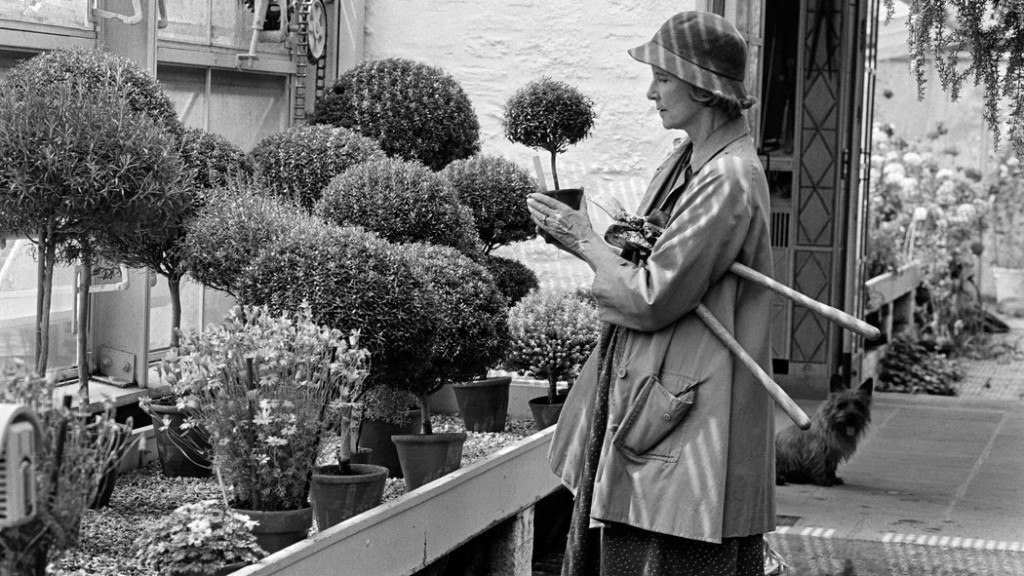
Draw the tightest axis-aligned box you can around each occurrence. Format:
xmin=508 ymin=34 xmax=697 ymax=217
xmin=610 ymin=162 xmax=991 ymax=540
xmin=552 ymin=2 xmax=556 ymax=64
xmin=358 ymin=409 xmax=421 ymax=478
xmin=528 ymin=394 xmax=567 ymax=431
xmin=391 ymin=432 xmax=467 ymax=491
xmin=310 ymin=463 xmax=389 ymax=531
xmin=230 ymin=506 xmax=312 ymax=555
xmin=451 ymin=376 xmax=511 ymax=432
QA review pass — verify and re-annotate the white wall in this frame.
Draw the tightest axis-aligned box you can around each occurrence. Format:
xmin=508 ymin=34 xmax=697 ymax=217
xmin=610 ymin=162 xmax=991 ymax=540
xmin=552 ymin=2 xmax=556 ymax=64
xmin=361 ymin=1 xmax=701 ymax=215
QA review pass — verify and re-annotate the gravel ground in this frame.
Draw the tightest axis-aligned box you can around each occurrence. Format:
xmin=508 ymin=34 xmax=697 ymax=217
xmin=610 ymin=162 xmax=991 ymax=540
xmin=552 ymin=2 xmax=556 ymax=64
xmin=49 ymin=415 xmax=537 ymax=575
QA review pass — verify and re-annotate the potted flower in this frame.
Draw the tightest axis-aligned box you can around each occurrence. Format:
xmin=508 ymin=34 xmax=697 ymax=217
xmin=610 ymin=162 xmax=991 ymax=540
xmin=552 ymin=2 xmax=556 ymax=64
xmin=503 ymin=290 xmax=601 ymax=430
xmin=501 ymin=77 xmax=596 ymax=210
xmin=168 ymin=304 xmax=368 ymax=554
xmin=134 ymin=500 xmax=266 ymax=576
xmin=390 ymin=243 xmax=509 ymax=490
xmin=986 ymin=153 xmax=1024 ymax=302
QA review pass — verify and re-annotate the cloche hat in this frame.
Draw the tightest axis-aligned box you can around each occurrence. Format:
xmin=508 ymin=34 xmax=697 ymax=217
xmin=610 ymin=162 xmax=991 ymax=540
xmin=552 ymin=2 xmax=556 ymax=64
xmin=628 ymin=11 xmax=754 ymax=108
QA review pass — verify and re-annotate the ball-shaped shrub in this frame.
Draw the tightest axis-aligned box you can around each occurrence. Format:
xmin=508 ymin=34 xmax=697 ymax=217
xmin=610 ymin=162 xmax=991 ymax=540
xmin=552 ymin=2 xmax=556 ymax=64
xmin=441 ymin=155 xmax=538 ymax=253
xmin=249 ymin=125 xmax=385 ymax=209
xmin=504 ymin=290 xmax=602 ymax=403
xmin=401 ymin=243 xmax=509 ymax=433
xmin=4 ymin=47 xmax=182 ymax=136
xmin=484 ymin=255 xmax=539 ymax=307
xmin=502 ymin=77 xmax=596 ymax=190
xmin=316 ymin=158 xmax=480 ymax=255
xmin=238 ymin=222 xmax=437 ymax=390
xmin=310 ymin=58 xmax=480 ymax=171
xmin=180 ymin=128 xmax=254 ymax=190
xmin=181 ymin=187 xmax=315 ymax=296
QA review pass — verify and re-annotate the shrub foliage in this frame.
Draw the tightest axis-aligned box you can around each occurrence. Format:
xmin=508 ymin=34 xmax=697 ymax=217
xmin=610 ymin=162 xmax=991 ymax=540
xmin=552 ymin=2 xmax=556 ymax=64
xmin=483 ymin=255 xmax=539 ymax=307
xmin=442 ymin=155 xmax=538 ymax=253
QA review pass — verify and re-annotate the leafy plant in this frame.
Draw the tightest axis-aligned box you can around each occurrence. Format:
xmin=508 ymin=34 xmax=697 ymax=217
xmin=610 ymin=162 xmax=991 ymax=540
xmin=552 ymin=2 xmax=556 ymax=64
xmin=483 ymin=255 xmax=539 ymax=307
xmin=441 ymin=155 xmax=539 ymax=253
xmin=181 ymin=186 xmax=317 ymax=297
xmin=250 ymin=125 xmax=385 ymax=209
xmin=238 ymin=221 xmax=437 ymax=392
xmin=0 ymin=363 xmax=137 ymax=576
xmin=134 ymin=500 xmax=265 ymax=576
xmin=985 ymin=153 xmax=1024 ymax=268
xmin=877 ymin=337 xmax=962 ymax=395
xmin=310 ymin=58 xmax=480 ymax=171
xmin=104 ymin=128 xmax=251 ymax=348
xmin=167 ymin=305 xmax=369 ymax=511
xmin=400 ymin=243 xmax=509 ymax=434
xmin=883 ymin=0 xmax=1024 ymax=157
xmin=0 ymin=67 xmax=185 ymax=396
xmin=315 ymin=158 xmax=481 ymax=256
xmin=504 ymin=290 xmax=601 ymax=404
xmin=502 ymin=77 xmax=596 ymax=190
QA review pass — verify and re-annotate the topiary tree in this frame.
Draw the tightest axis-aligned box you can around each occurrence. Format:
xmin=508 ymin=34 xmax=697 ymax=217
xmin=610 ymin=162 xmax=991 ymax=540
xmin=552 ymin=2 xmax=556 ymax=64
xmin=483 ymin=255 xmax=539 ymax=307
xmin=103 ymin=128 xmax=252 ymax=348
xmin=0 ymin=74 xmax=184 ymax=395
xmin=884 ymin=0 xmax=1024 ymax=157
xmin=237 ymin=221 xmax=438 ymax=391
xmin=441 ymin=155 xmax=539 ymax=253
xmin=502 ymin=77 xmax=596 ymax=190
xmin=400 ymin=243 xmax=509 ymax=435
xmin=180 ymin=186 xmax=314 ymax=297
xmin=249 ymin=124 xmax=385 ymax=209
xmin=315 ymin=157 xmax=481 ymax=256
xmin=310 ymin=58 xmax=481 ymax=171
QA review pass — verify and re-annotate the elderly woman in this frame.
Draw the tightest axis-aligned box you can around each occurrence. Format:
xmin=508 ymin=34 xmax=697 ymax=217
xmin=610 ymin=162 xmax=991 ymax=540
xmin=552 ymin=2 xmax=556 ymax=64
xmin=528 ymin=11 xmax=775 ymax=576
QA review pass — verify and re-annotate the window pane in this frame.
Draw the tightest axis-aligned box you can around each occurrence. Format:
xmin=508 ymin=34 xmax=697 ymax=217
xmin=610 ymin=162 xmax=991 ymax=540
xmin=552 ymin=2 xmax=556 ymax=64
xmin=148 ymin=275 xmax=204 ymax=351
xmin=0 ymin=239 xmax=78 ymax=369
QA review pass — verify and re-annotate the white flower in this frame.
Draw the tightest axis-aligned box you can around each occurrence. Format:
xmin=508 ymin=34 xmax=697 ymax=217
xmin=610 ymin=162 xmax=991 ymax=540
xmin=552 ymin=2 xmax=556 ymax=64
xmin=935 ymin=168 xmax=954 ymax=180
xmin=902 ymin=152 xmax=923 ymax=166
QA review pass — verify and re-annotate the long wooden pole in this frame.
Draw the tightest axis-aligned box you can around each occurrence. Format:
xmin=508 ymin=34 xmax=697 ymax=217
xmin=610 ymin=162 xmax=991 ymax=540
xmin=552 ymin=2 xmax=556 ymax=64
xmin=695 ymin=304 xmax=811 ymax=430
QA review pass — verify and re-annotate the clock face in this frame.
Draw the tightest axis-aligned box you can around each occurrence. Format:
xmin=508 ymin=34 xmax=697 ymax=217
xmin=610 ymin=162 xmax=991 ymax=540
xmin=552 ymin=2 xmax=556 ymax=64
xmin=307 ymin=0 xmax=328 ymax=62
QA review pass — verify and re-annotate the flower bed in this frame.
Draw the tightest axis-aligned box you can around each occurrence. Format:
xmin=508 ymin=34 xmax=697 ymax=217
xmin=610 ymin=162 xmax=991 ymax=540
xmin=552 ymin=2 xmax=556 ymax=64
xmin=49 ymin=415 xmax=536 ymax=576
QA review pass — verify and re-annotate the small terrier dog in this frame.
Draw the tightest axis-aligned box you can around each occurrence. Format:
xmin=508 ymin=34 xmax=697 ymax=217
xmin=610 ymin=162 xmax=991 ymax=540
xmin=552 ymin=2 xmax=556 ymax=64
xmin=775 ymin=378 xmax=872 ymax=487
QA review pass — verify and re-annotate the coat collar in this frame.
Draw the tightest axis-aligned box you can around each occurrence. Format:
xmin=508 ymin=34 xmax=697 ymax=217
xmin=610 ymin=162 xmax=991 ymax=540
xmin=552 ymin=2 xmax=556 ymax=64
xmin=689 ymin=115 xmax=750 ymax=174
xmin=637 ymin=140 xmax=692 ymax=216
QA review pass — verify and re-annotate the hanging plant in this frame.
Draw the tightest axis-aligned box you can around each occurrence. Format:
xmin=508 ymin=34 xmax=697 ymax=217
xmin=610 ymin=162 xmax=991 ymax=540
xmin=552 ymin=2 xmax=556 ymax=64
xmin=885 ymin=0 xmax=1024 ymax=156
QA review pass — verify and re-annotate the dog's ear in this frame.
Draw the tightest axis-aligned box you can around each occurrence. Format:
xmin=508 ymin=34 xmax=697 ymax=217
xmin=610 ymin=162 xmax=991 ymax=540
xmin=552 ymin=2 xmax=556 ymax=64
xmin=858 ymin=378 xmax=874 ymax=400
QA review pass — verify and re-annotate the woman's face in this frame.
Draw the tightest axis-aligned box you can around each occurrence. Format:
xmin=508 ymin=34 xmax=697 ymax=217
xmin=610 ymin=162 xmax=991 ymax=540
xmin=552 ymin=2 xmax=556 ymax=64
xmin=647 ymin=66 xmax=698 ymax=131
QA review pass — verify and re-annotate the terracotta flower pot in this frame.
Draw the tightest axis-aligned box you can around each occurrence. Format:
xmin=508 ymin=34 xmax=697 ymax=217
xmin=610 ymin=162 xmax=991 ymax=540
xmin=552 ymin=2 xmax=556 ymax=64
xmin=451 ymin=376 xmax=510 ymax=432
xmin=230 ymin=506 xmax=313 ymax=555
xmin=358 ymin=409 xmax=421 ymax=478
xmin=391 ymin=432 xmax=467 ymax=491
xmin=310 ymin=463 xmax=389 ymax=531
xmin=528 ymin=393 xmax=567 ymax=431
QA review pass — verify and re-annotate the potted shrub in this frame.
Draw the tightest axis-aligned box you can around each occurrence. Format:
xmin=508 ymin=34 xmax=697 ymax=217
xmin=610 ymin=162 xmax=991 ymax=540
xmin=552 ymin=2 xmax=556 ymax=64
xmin=249 ymin=124 xmax=385 ymax=210
xmin=0 ymin=363 xmax=136 ymax=576
xmin=501 ymin=77 xmax=596 ymax=210
xmin=0 ymin=49 xmax=185 ymax=395
xmin=482 ymin=255 xmax=539 ymax=308
xmin=167 ymin=304 xmax=368 ymax=554
xmin=504 ymin=290 xmax=601 ymax=430
xmin=134 ymin=500 xmax=266 ymax=576
xmin=310 ymin=57 xmax=480 ymax=171
xmin=315 ymin=157 xmax=481 ymax=257
xmin=390 ymin=243 xmax=509 ymax=490
xmin=356 ymin=387 xmax=422 ymax=478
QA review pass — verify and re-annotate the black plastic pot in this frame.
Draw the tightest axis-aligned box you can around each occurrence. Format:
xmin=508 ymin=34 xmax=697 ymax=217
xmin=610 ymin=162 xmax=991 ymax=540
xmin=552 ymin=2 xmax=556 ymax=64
xmin=541 ymin=187 xmax=584 ymax=209
xmin=147 ymin=400 xmax=212 ymax=478
xmin=391 ymin=432 xmax=467 ymax=491
xmin=230 ymin=506 xmax=313 ymax=555
xmin=528 ymin=393 xmax=567 ymax=431
xmin=310 ymin=463 xmax=389 ymax=531
xmin=358 ymin=410 xmax=421 ymax=478
xmin=451 ymin=376 xmax=511 ymax=433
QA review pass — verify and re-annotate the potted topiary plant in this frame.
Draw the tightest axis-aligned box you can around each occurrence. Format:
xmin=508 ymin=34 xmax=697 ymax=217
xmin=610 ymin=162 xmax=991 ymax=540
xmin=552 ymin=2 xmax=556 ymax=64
xmin=249 ymin=124 xmax=385 ymax=210
xmin=310 ymin=57 xmax=481 ymax=171
xmin=504 ymin=290 xmax=602 ymax=430
xmin=315 ymin=157 xmax=482 ymax=257
xmin=167 ymin=304 xmax=369 ymax=554
xmin=501 ymin=77 xmax=596 ymax=210
xmin=355 ymin=387 xmax=422 ymax=478
xmin=390 ymin=243 xmax=510 ymax=490
xmin=134 ymin=500 xmax=266 ymax=576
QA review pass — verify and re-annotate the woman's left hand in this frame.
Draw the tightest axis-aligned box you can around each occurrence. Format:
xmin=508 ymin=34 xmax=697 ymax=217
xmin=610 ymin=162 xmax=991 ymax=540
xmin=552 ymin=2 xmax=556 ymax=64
xmin=527 ymin=193 xmax=599 ymax=253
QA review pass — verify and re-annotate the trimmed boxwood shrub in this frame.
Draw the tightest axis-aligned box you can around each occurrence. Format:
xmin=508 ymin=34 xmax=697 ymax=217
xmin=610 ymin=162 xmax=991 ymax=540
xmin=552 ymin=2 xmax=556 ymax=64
xmin=310 ymin=58 xmax=480 ymax=171
xmin=4 ymin=47 xmax=183 ymax=136
xmin=315 ymin=157 xmax=480 ymax=255
xmin=181 ymin=187 xmax=315 ymax=296
xmin=238 ymin=222 xmax=437 ymax=390
xmin=249 ymin=125 xmax=385 ymax=209
xmin=441 ymin=155 xmax=538 ymax=253
xmin=484 ymin=255 xmax=539 ymax=307
xmin=401 ymin=243 xmax=509 ymax=433
xmin=180 ymin=128 xmax=254 ymax=189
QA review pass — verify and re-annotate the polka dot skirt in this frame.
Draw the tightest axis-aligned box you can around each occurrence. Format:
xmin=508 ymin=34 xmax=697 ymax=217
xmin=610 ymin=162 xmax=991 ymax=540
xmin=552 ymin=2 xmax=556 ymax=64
xmin=599 ymin=523 xmax=764 ymax=576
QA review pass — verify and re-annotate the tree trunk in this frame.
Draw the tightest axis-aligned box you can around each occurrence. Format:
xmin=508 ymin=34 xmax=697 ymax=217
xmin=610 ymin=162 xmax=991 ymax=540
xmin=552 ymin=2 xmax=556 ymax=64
xmin=337 ymin=403 xmax=353 ymax=474
xmin=35 ymin=233 xmax=56 ymax=375
xmin=419 ymin=395 xmax=432 ymax=435
xmin=168 ymin=274 xmax=182 ymax=349
xmin=548 ymin=376 xmax=558 ymax=405
xmin=77 ymin=247 xmax=93 ymax=405
xmin=549 ymin=151 xmax=560 ymax=190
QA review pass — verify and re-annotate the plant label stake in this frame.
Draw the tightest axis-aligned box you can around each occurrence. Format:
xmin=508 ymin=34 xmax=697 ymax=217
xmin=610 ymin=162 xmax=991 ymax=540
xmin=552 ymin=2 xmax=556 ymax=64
xmin=0 ymin=404 xmax=42 ymax=529
xmin=533 ymin=155 xmax=548 ymax=191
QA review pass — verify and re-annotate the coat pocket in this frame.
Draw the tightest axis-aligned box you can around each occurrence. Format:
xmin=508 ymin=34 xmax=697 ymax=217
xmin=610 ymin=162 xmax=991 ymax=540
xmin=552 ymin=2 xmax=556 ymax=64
xmin=612 ymin=375 xmax=699 ymax=462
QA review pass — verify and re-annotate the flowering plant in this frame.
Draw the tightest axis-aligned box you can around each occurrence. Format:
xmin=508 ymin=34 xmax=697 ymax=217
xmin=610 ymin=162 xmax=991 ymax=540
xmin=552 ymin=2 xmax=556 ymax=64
xmin=985 ymin=152 xmax=1024 ymax=268
xmin=166 ymin=304 xmax=369 ymax=511
xmin=503 ymin=291 xmax=602 ymax=404
xmin=134 ymin=500 xmax=265 ymax=576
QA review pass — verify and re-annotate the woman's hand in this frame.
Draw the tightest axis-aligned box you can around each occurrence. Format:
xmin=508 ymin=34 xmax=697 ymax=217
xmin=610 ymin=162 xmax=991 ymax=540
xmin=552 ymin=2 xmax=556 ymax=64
xmin=527 ymin=193 xmax=600 ymax=255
